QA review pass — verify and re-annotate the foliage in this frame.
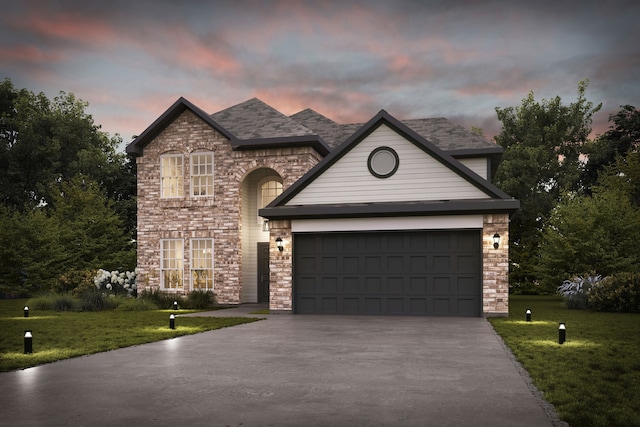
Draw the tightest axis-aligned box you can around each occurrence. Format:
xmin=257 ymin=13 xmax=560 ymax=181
xmin=116 ymin=298 xmax=159 ymax=311
xmin=186 ymin=289 xmax=216 ymax=309
xmin=79 ymin=289 xmax=118 ymax=312
xmin=489 ymin=295 xmax=640 ymax=427
xmin=557 ymin=274 xmax=603 ymax=309
xmin=538 ymin=189 xmax=640 ymax=289
xmin=589 ymin=273 xmax=640 ymax=313
xmin=94 ymin=268 xmax=137 ymax=296
xmin=0 ymin=298 xmax=261 ymax=372
xmin=494 ymin=81 xmax=601 ymax=289
xmin=28 ymin=292 xmax=80 ymax=311
xmin=52 ymin=269 xmax=96 ymax=296
xmin=138 ymin=289 xmax=187 ymax=310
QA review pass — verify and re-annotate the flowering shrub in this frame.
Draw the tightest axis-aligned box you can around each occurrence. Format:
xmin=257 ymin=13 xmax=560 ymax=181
xmin=557 ymin=274 xmax=604 ymax=309
xmin=94 ymin=268 xmax=137 ymax=296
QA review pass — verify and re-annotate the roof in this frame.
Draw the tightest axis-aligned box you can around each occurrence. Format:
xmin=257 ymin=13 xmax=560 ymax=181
xmin=260 ymin=109 xmax=518 ymax=220
xmin=126 ymin=97 xmax=501 ymax=161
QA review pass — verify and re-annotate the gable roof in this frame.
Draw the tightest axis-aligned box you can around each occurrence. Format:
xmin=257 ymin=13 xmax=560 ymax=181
xmin=125 ymin=97 xmax=235 ymax=156
xmin=260 ymin=109 xmax=518 ymax=219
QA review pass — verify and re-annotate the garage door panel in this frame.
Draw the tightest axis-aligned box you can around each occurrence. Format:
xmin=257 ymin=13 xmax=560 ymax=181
xmin=294 ymin=231 xmax=481 ymax=316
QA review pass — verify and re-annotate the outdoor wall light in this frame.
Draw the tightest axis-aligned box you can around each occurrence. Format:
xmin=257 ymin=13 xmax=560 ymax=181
xmin=559 ymin=323 xmax=566 ymax=344
xmin=24 ymin=331 xmax=33 ymax=354
xmin=276 ymin=237 xmax=284 ymax=252
xmin=526 ymin=309 xmax=532 ymax=322
xmin=262 ymin=218 xmax=270 ymax=232
xmin=493 ymin=233 xmax=501 ymax=249
xmin=24 ymin=306 xmax=29 ymax=318
xmin=169 ymin=314 xmax=176 ymax=330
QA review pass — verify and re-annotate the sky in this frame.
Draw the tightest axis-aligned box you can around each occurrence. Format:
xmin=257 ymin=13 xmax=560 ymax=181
xmin=2 ymin=0 xmax=639 ymax=148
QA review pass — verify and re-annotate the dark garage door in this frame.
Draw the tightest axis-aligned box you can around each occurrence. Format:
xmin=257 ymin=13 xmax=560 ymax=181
xmin=294 ymin=230 xmax=481 ymax=316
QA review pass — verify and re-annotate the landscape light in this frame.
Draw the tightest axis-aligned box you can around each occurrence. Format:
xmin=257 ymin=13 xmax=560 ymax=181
xmin=24 ymin=306 xmax=29 ymax=318
xmin=559 ymin=323 xmax=566 ymax=344
xmin=169 ymin=314 xmax=175 ymax=330
xmin=526 ymin=309 xmax=532 ymax=322
xmin=24 ymin=331 xmax=33 ymax=354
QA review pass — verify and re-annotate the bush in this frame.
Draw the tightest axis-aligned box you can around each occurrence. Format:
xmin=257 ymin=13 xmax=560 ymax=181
xmin=80 ymin=289 xmax=117 ymax=312
xmin=116 ymin=298 xmax=159 ymax=311
xmin=557 ymin=274 xmax=603 ymax=309
xmin=186 ymin=290 xmax=216 ymax=309
xmin=589 ymin=273 xmax=640 ymax=312
xmin=138 ymin=289 xmax=186 ymax=310
xmin=28 ymin=292 xmax=80 ymax=311
xmin=52 ymin=269 xmax=97 ymax=296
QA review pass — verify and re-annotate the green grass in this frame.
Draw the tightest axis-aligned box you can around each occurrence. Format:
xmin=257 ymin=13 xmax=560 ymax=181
xmin=0 ymin=298 xmax=260 ymax=372
xmin=489 ymin=295 xmax=640 ymax=427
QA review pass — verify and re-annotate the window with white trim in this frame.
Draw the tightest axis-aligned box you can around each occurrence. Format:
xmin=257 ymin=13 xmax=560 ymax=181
xmin=160 ymin=155 xmax=183 ymax=198
xmin=258 ymin=179 xmax=283 ymax=224
xmin=191 ymin=239 xmax=214 ymax=290
xmin=191 ymin=153 xmax=214 ymax=197
xmin=161 ymin=239 xmax=183 ymax=289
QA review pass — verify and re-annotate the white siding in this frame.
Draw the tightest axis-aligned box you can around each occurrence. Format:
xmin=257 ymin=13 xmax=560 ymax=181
xmin=287 ymin=125 xmax=488 ymax=206
xmin=292 ymin=215 xmax=483 ymax=232
xmin=458 ymin=157 xmax=488 ymax=180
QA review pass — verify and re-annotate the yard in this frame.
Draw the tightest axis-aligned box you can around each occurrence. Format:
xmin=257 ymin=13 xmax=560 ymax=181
xmin=489 ymin=295 xmax=640 ymax=427
xmin=0 ymin=298 xmax=260 ymax=372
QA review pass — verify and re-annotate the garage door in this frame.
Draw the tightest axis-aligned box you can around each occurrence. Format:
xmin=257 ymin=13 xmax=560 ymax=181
xmin=294 ymin=230 xmax=481 ymax=316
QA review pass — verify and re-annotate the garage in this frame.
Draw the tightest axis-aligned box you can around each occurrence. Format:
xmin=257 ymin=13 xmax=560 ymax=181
xmin=293 ymin=230 xmax=481 ymax=316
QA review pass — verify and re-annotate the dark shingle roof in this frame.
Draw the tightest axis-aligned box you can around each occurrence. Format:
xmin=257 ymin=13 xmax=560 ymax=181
xmin=211 ymin=98 xmax=314 ymax=140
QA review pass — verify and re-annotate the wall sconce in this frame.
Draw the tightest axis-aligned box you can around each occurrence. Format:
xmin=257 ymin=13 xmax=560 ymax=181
xmin=493 ymin=233 xmax=501 ymax=249
xmin=262 ymin=218 xmax=269 ymax=232
xmin=275 ymin=237 xmax=284 ymax=252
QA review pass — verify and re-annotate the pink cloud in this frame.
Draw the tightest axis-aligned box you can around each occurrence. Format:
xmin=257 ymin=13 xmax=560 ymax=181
xmin=0 ymin=45 xmax=66 ymax=63
xmin=19 ymin=11 xmax=116 ymax=47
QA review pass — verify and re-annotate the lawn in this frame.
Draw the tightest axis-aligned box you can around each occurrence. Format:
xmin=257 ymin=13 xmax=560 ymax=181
xmin=489 ymin=295 xmax=640 ymax=427
xmin=0 ymin=298 xmax=260 ymax=372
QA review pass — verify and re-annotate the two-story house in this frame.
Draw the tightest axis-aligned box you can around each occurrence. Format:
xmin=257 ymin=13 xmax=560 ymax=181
xmin=126 ymin=97 xmax=518 ymax=316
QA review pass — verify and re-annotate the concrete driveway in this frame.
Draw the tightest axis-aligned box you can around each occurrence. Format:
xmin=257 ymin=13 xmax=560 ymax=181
xmin=1 ymin=307 xmax=561 ymax=426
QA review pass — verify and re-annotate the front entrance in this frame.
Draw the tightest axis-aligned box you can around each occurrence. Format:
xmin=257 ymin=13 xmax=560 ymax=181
xmin=257 ymin=242 xmax=270 ymax=303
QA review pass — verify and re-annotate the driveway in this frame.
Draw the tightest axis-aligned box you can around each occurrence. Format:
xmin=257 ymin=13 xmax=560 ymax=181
xmin=0 ymin=307 xmax=561 ymax=426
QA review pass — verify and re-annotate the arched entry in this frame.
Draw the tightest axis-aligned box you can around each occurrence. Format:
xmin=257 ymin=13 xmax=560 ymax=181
xmin=240 ymin=168 xmax=283 ymax=303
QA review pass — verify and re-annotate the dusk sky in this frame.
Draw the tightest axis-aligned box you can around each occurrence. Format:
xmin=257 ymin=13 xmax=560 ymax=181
xmin=2 ymin=0 xmax=639 ymax=147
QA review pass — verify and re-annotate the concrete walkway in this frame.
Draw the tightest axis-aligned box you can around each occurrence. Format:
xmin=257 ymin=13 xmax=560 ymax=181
xmin=1 ymin=306 xmax=563 ymax=426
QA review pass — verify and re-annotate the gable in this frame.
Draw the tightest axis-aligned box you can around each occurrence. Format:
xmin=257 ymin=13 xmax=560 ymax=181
xmin=286 ymin=124 xmax=489 ymax=205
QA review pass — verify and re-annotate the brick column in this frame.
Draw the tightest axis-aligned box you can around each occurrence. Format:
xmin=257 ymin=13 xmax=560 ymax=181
xmin=483 ymin=213 xmax=510 ymax=316
xmin=268 ymin=220 xmax=293 ymax=313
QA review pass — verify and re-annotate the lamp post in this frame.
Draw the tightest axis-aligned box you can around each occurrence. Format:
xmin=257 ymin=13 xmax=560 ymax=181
xmin=24 ymin=306 xmax=29 ymax=318
xmin=24 ymin=331 xmax=33 ymax=354
xmin=169 ymin=314 xmax=175 ymax=330
xmin=525 ymin=309 xmax=532 ymax=322
xmin=559 ymin=323 xmax=566 ymax=344
xmin=173 ymin=301 xmax=178 ymax=310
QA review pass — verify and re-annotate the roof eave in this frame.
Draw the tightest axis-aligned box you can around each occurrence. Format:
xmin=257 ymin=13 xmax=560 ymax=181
xmin=231 ymin=135 xmax=331 ymax=156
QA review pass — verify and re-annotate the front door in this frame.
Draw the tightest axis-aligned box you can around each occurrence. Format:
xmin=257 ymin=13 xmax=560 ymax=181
xmin=257 ymin=242 xmax=270 ymax=303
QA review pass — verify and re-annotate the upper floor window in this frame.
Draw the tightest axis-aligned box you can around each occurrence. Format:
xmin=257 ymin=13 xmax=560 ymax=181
xmin=191 ymin=153 xmax=214 ymax=197
xmin=161 ymin=154 xmax=183 ymax=198
xmin=258 ymin=179 xmax=283 ymax=224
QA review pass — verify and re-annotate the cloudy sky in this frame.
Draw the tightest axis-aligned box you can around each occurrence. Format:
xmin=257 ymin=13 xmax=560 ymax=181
xmin=2 ymin=0 xmax=639 ymax=147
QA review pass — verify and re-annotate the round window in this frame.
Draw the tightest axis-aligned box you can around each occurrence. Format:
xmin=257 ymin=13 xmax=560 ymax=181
xmin=367 ymin=146 xmax=399 ymax=178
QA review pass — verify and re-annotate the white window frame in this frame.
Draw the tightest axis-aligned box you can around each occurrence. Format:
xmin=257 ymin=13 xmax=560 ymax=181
xmin=161 ymin=239 xmax=183 ymax=290
xmin=191 ymin=239 xmax=214 ymax=290
xmin=257 ymin=178 xmax=283 ymax=224
xmin=160 ymin=154 xmax=184 ymax=198
xmin=190 ymin=152 xmax=214 ymax=197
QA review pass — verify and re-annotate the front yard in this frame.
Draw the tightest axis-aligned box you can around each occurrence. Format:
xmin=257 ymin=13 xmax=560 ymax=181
xmin=0 ymin=298 xmax=260 ymax=372
xmin=490 ymin=295 xmax=640 ymax=427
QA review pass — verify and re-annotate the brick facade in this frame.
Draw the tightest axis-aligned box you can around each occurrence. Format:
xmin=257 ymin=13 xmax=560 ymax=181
xmin=482 ymin=213 xmax=510 ymax=316
xmin=135 ymin=110 xmax=321 ymax=304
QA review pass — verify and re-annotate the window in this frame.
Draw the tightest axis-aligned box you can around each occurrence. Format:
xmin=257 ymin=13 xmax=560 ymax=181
xmin=161 ymin=239 xmax=183 ymax=289
xmin=161 ymin=155 xmax=183 ymax=198
xmin=191 ymin=239 xmax=214 ymax=290
xmin=258 ymin=179 xmax=283 ymax=224
xmin=191 ymin=153 xmax=214 ymax=197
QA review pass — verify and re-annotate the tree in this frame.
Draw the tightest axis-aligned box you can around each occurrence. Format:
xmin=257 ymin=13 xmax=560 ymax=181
xmin=493 ymin=80 xmax=602 ymax=290
xmin=581 ymin=105 xmax=640 ymax=192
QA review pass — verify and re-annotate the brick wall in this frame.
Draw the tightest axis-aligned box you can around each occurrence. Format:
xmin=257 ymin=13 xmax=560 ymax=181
xmin=482 ymin=213 xmax=510 ymax=316
xmin=266 ymin=220 xmax=293 ymax=313
xmin=136 ymin=110 xmax=321 ymax=304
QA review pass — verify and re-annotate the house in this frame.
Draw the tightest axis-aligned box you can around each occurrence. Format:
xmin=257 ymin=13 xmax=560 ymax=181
xmin=126 ymin=97 xmax=519 ymax=317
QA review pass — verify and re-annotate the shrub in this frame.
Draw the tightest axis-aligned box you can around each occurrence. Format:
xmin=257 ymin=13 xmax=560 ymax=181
xmin=589 ymin=273 xmax=640 ymax=312
xmin=53 ymin=269 xmax=97 ymax=296
xmin=557 ymin=274 xmax=603 ymax=309
xmin=80 ymin=289 xmax=117 ymax=312
xmin=138 ymin=289 xmax=185 ymax=310
xmin=29 ymin=292 xmax=80 ymax=311
xmin=94 ymin=269 xmax=137 ymax=296
xmin=116 ymin=298 xmax=159 ymax=311
xmin=186 ymin=290 xmax=216 ymax=309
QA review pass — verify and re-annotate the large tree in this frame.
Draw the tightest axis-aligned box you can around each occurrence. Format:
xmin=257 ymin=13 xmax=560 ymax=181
xmin=494 ymin=81 xmax=601 ymax=290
